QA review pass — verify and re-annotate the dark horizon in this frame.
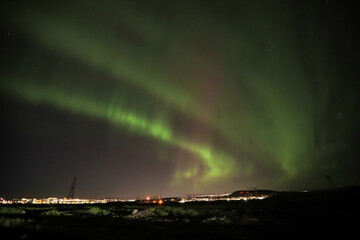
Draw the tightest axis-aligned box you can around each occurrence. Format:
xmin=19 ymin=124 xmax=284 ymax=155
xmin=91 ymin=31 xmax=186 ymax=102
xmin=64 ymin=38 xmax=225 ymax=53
xmin=1 ymin=0 xmax=359 ymax=199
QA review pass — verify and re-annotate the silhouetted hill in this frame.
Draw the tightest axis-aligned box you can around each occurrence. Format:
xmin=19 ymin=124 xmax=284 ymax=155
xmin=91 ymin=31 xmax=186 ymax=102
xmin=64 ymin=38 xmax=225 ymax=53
xmin=230 ymin=190 xmax=278 ymax=197
xmin=261 ymin=185 xmax=360 ymax=211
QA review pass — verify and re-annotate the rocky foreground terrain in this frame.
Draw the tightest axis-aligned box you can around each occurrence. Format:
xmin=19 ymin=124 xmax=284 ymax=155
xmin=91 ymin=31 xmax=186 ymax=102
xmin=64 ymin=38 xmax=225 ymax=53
xmin=1 ymin=187 xmax=359 ymax=239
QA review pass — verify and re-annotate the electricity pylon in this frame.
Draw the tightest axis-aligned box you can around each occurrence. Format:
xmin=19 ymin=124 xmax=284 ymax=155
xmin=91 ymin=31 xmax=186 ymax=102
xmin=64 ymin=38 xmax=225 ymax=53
xmin=67 ymin=177 xmax=76 ymax=199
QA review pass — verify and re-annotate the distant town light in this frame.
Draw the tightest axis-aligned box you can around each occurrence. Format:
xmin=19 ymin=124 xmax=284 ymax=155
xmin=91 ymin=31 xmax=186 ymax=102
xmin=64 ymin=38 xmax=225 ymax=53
xmin=1 ymin=191 xmax=273 ymax=205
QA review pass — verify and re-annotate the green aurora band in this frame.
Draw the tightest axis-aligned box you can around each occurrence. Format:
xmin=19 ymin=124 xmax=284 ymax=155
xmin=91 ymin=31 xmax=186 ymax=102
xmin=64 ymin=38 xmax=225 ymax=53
xmin=1 ymin=78 xmax=236 ymax=187
xmin=1 ymin=0 xmax=358 ymax=192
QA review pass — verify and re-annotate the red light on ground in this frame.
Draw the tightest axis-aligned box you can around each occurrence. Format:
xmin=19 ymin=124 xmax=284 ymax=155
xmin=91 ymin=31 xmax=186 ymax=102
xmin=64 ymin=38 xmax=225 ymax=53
xmin=159 ymin=200 xmax=163 ymax=204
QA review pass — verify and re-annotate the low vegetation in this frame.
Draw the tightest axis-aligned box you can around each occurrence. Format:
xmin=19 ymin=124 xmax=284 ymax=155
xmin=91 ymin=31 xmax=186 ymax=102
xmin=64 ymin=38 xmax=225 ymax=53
xmin=0 ymin=189 xmax=359 ymax=239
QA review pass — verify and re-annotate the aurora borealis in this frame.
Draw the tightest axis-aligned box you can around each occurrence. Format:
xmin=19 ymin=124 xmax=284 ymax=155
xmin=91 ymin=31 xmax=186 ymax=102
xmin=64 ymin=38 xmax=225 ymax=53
xmin=0 ymin=0 xmax=359 ymax=198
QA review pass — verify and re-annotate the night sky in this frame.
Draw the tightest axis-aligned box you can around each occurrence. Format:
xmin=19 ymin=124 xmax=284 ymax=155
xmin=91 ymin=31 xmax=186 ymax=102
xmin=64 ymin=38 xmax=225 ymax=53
xmin=1 ymin=0 xmax=359 ymax=199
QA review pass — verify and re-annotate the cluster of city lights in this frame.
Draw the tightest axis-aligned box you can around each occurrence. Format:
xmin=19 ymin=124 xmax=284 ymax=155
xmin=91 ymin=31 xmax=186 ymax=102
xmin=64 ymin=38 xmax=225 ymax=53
xmin=0 ymin=197 xmax=129 ymax=205
xmin=1 ymin=192 xmax=272 ymax=205
xmin=176 ymin=192 xmax=270 ymax=203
